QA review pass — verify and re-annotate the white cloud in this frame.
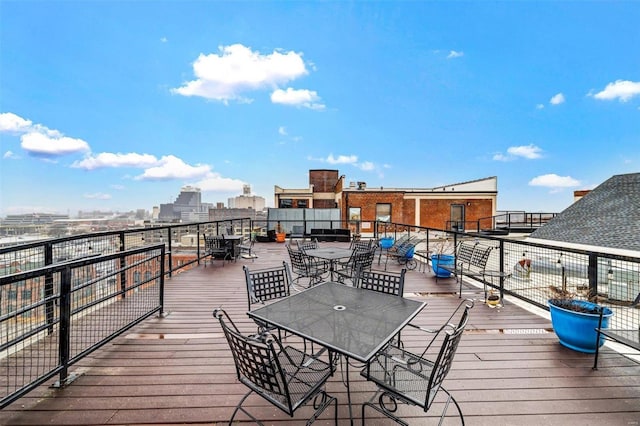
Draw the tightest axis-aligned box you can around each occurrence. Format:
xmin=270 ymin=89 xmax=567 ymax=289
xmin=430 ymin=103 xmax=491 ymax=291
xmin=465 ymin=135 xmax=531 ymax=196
xmin=326 ymin=154 xmax=358 ymax=165
xmin=0 ymin=112 xmax=33 ymax=133
xmin=592 ymin=80 xmax=640 ymax=102
xmin=529 ymin=174 xmax=581 ymax=191
xmin=507 ymin=144 xmax=543 ymax=159
xmin=550 ymin=93 xmax=565 ymax=105
xmin=191 ymin=173 xmax=245 ymax=192
xmin=493 ymin=144 xmax=543 ymax=161
xmin=110 ymin=184 xmax=125 ymax=190
xmin=0 ymin=112 xmax=90 ymax=157
xmin=357 ymin=161 xmax=375 ymax=171
xmin=171 ymin=44 xmax=309 ymax=103
xmin=271 ymin=88 xmax=325 ymax=110
xmin=134 ymin=155 xmax=211 ymax=180
xmin=83 ymin=192 xmax=112 ymax=200
xmin=278 ymin=126 xmax=287 ymax=136
xmin=21 ymin=132 xmax=89 ymax=156
xmin=3 ymin=150 xmax=19 ymax=159
xmin=72 ymin=152 xmax=160 ymax=170
xmin=447 ymin=50 xmax=464 ymax=59
xmin=160 ymin=37 xmax=168 ymax=43
xmin=536 ymin=104 xmax=545 ymax=109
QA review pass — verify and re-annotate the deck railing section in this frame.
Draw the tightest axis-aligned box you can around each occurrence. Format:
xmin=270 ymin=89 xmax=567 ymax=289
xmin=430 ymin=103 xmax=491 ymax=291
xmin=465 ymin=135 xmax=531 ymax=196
xmin=375 ymin=221 xmax=640 ymax=333
xmin=0 ymin=244 xmax=165 ymax=408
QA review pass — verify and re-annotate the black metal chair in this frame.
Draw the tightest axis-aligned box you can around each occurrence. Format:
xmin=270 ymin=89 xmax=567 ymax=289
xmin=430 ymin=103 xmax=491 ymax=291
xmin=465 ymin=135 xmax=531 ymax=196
xmin=238 ymin=237 xmax=256 ymax=261
xmin=360 ymin=299 xmax=474 ymax=425
xmin=297 ymin=239 xmax=330 ymax=275
xmin=355 ymin=267 xmax=406 ymax=297
xmin=243 ymin=262 xmax=292 ymax=311
xmin=356 ymin=267 xmax=406 ymax=346
xmin=213 ymin=308 xmax=338 ymax=425
xmin=204 ymin=235 xmax=233 ymax=267
xmin=286 ymin=244 xmax=326 ymax=288
xmin=334 ymin=247 xmax=376 ymax=284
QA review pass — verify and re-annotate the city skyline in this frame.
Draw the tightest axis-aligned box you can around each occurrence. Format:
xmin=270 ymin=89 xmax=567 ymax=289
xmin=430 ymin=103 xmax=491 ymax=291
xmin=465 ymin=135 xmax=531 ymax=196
xmin=1 ymin=2 xmax=639 ymax=217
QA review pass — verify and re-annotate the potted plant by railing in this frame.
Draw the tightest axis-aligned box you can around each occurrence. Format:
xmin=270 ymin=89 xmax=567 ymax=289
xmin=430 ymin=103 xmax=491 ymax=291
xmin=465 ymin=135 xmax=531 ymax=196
xmin=431 ymin=234 xmax=455 ymax=278
xmin=274 ymin=222 xmax=286 ymax=243
xmin=547 ymin=283 xmax=613 ymax=353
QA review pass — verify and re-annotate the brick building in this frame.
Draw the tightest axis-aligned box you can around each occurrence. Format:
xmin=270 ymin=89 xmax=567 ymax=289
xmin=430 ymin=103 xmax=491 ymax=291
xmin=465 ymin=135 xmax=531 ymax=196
xmin=275 ymin=170 xmax=498 ymax=232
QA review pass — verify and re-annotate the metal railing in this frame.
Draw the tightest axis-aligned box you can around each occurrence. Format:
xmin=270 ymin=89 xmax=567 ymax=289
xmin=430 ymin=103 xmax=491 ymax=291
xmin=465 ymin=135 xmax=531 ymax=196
xmin=0 ymin=244 xmax=165 ymax=408
xmin=374 ymin=221 xmax=640 ymax=333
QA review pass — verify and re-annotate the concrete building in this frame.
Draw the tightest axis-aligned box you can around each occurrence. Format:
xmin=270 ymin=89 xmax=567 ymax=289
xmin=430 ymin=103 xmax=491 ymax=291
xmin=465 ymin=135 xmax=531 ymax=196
xmin=158 ymin=186 xmax=213 ymax=223
xmin=228 ymin=185 xmax=266 ymax=211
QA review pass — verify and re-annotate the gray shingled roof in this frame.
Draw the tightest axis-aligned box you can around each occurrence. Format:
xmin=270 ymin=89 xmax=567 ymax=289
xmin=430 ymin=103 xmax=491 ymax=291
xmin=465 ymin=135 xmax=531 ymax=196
xmin=530 ymin=173 xmax=640 ymax=252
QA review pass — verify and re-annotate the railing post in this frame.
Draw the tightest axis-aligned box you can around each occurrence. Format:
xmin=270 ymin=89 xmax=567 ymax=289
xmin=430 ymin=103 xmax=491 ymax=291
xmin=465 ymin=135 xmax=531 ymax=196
xmin=166 ymin=227 xmax=173 ymax=277
xmin=498 ymin=240 xmax=506 ymax=300
xmin=588 ymin=252 xmax=598 ymax=301
xmin=44 ymin=242 xmax=55 ymax=334
xmin=58 ymin=265 xmax=72 ymax=386
xmin=159 ymin=246 xmax=166 ymax=316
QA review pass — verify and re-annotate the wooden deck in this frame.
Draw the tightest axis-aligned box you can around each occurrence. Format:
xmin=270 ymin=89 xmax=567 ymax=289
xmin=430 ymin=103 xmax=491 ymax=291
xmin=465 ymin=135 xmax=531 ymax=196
xmin=1 ymin=241 xmax=639 ymax=425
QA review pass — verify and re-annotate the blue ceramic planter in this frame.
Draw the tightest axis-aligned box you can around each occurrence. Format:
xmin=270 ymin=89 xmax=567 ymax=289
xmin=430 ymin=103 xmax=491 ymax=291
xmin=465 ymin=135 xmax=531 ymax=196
xmin=548 ymin=299 xmax=613 ymax=353
xmin=379 ymin=237 xmax=394 ymax=249
xmin=431 ymin=254 xmax=455 ymax=278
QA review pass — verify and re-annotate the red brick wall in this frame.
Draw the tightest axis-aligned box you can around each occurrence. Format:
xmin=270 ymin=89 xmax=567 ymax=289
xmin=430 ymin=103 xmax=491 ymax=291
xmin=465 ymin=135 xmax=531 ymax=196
xmin=343 ymin=191 xmax=494 ymax=230
xmin=309 ymin=170 xmax=339 ymax=193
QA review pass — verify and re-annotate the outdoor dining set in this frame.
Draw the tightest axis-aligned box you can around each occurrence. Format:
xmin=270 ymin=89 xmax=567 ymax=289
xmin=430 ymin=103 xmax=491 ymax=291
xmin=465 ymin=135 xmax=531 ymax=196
xmin=213 ymin=237 xmax=475 ymax=425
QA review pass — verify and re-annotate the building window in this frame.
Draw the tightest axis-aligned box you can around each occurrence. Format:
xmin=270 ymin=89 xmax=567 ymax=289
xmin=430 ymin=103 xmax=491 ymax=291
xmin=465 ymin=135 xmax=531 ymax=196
xmin=349 ymin=207 xmax=361 ymax=221
xmin=296 ymin=200 xmax=308 ymax=208
xmin=376 ymin=204 xmax=391 ymax=222
xmin=279 ymin=199 xmax=293 ymax=208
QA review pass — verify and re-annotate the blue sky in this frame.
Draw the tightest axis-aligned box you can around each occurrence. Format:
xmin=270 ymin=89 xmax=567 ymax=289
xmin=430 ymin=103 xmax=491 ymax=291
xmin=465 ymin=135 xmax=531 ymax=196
xmin=1 ymin=1 xmax=639 ymax=217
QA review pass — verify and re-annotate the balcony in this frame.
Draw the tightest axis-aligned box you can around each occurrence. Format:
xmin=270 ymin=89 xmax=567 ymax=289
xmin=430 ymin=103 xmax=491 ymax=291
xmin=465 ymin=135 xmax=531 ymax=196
xmin=0 ymin=226 xmax=639 ymax=424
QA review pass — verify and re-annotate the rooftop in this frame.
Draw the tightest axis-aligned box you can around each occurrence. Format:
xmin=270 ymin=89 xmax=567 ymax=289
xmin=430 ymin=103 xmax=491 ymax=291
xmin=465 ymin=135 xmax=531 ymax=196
xmin=0 ymin=241 xmax=639 ymax=425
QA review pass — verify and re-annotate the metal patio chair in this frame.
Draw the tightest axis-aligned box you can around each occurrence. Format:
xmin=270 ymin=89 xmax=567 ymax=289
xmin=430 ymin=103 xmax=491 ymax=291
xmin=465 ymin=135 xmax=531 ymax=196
xmin=355 ymin=267 xmax=406 ymax=345
xmin=355 ymin=267 xmax=406 ymax=297
xmin=238 ymin=237 xmax=256 ymax=261
xmin=244 ymin=262 xmax=292 ymax=312
xmin=334 ymin=247 xmax=376 ymax=285
xmin=286 ymin=244 xmax=327 ymax=288
xmin=361 ymin=299 xmax=474 ymax=425
xmin=213 ymin=308 xmax=338 ymax=425
xmin=204 ymin=235 xmax=234 ymax=267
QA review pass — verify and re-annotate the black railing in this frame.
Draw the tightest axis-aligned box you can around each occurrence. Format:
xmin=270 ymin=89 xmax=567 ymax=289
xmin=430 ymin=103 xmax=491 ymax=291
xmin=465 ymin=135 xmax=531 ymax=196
xmin=0 ymin=244 xmax=165 ymax=408
xmin=373 ymin=220 xmax=640 ymax=333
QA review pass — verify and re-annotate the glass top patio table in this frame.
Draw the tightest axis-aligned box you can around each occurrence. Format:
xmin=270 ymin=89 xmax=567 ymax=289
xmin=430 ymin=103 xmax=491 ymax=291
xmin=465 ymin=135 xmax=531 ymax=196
xmin=247 ymin=281 xmax=426 ymax=363
xmin=303 ymin=247 xmax=354 ymax=261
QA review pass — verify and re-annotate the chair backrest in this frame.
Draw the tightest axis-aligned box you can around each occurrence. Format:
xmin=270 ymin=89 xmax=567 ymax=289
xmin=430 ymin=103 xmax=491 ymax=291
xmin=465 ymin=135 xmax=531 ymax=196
xmin=244 ymin=262 xmax=292 ymax=310
xmin=213 ymin=309 xmax=292 ymax=412
xmin=424 ymin=303 xmax=471 ymax=410
xmin=356 ymin=268 xmax=406 ymax=296
xmin=297 ymin=239 xmax=318 ymax=252
xmin=350 ymin=239 xmax=373 ymax=251
xmin=352 ymin=247 xmax=376 ymax=271
xmin=286 ymin=244 xmax=311 ymax=275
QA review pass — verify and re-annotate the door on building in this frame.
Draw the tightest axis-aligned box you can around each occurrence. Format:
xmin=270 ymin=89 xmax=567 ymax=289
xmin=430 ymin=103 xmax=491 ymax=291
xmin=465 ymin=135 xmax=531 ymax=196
xmin=450 ymin=204 xmax=465 ymax=231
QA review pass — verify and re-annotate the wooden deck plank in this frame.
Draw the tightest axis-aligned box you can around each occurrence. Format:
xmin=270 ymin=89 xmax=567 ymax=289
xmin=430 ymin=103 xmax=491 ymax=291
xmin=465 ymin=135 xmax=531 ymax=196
xmin=0 ymin=241 xmax=638 ymax=425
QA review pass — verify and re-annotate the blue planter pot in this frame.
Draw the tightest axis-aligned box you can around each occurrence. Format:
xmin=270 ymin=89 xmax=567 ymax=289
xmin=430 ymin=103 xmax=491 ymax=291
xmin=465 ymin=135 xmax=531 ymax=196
xmin=548 ymin=299 xmax=613 ymax=353
xmin=379 ymin=237 xmax=394 ymax=249
xmin=432 ymin=254 xmax=455 ymax=278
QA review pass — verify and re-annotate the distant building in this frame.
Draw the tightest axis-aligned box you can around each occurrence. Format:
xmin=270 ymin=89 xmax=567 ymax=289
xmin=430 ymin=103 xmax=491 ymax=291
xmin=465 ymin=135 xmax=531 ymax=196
xmin=158 ymin=186 xmax=213 ymax=222
xmin=228 ymin=185 xmax=266 ymax=211
xmin=274 ymin=169 xmax=498 ymax=232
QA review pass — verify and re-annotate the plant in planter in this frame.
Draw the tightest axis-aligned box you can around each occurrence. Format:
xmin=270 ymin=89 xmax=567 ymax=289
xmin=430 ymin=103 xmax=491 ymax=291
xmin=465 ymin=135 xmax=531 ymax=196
xmin=274 ymin=222 xmax=286 ymax=243
xmin=547 ymin=283 xmax=613 ymax=353
xmin=430 ymin=234 xmax=455 ymax=278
